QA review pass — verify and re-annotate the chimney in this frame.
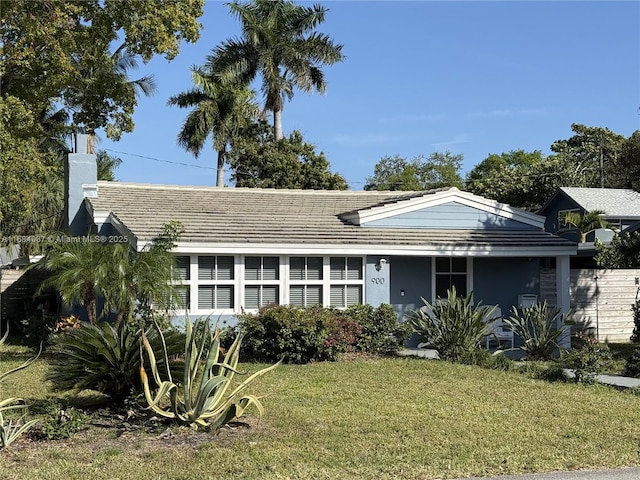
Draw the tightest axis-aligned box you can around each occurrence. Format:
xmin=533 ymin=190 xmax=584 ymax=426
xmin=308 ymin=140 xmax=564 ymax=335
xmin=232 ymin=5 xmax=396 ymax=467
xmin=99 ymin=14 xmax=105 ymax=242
xmin=64 ymin=133 xmax=98 ymax=235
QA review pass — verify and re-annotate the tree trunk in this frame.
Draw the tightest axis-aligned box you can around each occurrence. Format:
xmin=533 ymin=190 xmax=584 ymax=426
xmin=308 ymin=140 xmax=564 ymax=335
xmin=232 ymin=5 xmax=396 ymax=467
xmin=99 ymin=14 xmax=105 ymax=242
xmin=274 ymin=108 xmax=283 ymax=141
xmin=85 ymin=293 xmax=97 ymax=324
xmin=216 ymin=149 xmax=225 ymax=187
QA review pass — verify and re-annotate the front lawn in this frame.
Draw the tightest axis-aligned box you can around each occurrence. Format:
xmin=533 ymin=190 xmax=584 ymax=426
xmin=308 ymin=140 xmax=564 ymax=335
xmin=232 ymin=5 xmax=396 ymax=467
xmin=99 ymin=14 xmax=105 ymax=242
xmin=1 ymin=349 xmax=640 ymax=479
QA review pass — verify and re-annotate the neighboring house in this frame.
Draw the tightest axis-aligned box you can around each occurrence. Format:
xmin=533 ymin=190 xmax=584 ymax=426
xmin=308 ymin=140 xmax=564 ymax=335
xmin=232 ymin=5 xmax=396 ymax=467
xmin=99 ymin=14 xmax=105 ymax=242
xmin=66 ymin=135 xmax=577 ymax=347
xmin=539 ymin=187 xmax=640 ymax=267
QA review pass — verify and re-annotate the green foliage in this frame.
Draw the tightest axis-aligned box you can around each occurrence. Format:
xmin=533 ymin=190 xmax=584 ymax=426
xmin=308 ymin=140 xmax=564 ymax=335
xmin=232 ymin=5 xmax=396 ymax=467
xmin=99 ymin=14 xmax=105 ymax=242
xmin=168 ymin=68 xmax=259 ymax=186
xmin=0 ymin=328 xmax=40 ymax=449
xmin=238 ymin=304 xmax=408 ymax=363
xmin=140 ymin=317 xmax=279 ymax=430
xmin=0 ymin=96 xmax=54 ymax=237
xmin=563 ymin=336 xmax=613 ymax=385
xmin=30 ymin=399 xmax=89 ymax=440
xmin=229 ymin=126 xmax=348 ymax=189
xmin=550 ymin=123 xmax=627 ymax=189
xmin=456 ymin=349 xmax=514 ymax=371
xmin=20 ymin=310 xmax=58 ymax=351
xmin=622 ymin=346 xmax=640 ymax=378
xmin=46 ymin=321 xmax=183 ymax=404
xmin=238 ymin=305 xmax=340 ymax=363
xmin=2 ymin=0 xmax=203 ymax=138
xmin=559 ymin=210 xmax=609 ymax=243
xmin=503 ymin=302 xmax=569 ymax=360
xmin=36 ymin=223 xmax=182 ymax=326
xmin=595 ymin=232 xmax=640 ymax=268
xmin=365 ymin=152 xmax=464 ymax=191
xmin=96 ymin=150 xmax=123 ymax=181
xmin=516 ymin=361 xmax=567 ymax=382
xmin=409 ymin=287 xmax=495 ymax=362
xmin=213 ymin=0 xmax=344 ymax=139
xmin=631 ymin=298 xmax=640 ymax=343
xmin=466 ymin=150 xmax=567 ymax=210
xmin=344 ymin=304 xmax=411 ymax=355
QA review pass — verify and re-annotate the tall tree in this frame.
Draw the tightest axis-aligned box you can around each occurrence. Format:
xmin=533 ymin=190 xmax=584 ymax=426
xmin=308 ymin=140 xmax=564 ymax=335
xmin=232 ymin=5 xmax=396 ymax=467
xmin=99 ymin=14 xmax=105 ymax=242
xmin=212 ymin=0 xmax=344 ymax=140
xmin=168 ymin=68 xmax=259 ymax=186
xmin=1 ymin=0 xmax=203 ymax=138
xmin=365 ymin=152 xmax=463 ymax=191
xmin=551 ymin=123 xmax=626 ymax=189
xmin=96 ymin=151 xmax=123 ymax=181
xmin=228 ymin=123 xmax=348 ymax=189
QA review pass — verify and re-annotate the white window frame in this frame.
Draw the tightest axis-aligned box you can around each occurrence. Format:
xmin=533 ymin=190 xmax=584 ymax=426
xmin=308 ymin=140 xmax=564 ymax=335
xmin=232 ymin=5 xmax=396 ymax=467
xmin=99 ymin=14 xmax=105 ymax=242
xmin=195 ymin=255 xmax=235 ymax=312
xmin=431 ymin=256 xmax=473 ymax=302
xmin=558 ymin=208 xmax=580 ymax=229
xmin=176 ymin=254 xmax=366 ymax=315
xmin=286 ymin=256 xmax=324 ymax=307
xmin=241 ymin=255 xmax=282 ymax=310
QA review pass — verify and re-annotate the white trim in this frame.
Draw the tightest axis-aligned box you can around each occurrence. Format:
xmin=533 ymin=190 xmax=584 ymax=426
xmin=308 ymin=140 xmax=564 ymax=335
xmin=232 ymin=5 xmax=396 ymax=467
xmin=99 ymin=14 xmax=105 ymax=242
xmin=345 ymin=188 xmax=545 ymax=228
xmin=171 ymin=242 xmax=576 ymax=257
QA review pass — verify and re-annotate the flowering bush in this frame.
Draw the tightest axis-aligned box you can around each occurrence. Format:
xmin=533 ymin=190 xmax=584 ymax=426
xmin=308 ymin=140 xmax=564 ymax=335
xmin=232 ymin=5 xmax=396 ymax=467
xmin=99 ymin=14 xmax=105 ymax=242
xmin=54 ymin=315 xmax=81 ymax=334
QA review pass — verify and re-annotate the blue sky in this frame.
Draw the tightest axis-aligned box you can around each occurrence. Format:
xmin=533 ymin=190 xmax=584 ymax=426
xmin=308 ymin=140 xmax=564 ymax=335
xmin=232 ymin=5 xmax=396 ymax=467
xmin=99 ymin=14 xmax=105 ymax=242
xmin=99 ymin=1 xmax=640 ymax=189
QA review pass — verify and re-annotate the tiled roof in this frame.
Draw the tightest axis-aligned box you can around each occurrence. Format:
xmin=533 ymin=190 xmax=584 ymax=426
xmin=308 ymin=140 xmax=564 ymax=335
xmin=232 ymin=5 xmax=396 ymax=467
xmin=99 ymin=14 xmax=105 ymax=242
xmin=560 ymin=188 xmax=640 ymax=217
xmin=87 ymin=182 xmax=575 ymax=253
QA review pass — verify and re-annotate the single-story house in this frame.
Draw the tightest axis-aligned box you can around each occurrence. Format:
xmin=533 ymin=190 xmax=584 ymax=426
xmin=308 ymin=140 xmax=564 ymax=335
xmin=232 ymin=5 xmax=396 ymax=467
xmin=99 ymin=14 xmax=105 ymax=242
xmin=66 ymin=135 xmax=577 ymax=347
xmin=539 ymin=187 xmax=640 ymax=267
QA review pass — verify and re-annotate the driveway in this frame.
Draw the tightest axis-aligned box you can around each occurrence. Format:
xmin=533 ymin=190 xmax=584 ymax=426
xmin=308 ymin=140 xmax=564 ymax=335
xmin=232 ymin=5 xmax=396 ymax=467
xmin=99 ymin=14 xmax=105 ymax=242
xmin=455 ymin=467 xmax=640 ymax=480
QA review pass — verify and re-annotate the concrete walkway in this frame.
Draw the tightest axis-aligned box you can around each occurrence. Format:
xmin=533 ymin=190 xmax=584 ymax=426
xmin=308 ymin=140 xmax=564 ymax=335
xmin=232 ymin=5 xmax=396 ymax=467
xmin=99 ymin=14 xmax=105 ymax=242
xmin=453 ymin=467 xmax=640 ymax=480
xmin=400 ymin=348 xmax=640 ymax=389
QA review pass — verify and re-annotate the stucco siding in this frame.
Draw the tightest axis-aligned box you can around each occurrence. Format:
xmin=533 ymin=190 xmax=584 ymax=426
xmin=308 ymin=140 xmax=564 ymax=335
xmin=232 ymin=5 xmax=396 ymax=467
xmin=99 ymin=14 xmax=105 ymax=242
xmin=472 ymin=257 xmax=540 ymax=314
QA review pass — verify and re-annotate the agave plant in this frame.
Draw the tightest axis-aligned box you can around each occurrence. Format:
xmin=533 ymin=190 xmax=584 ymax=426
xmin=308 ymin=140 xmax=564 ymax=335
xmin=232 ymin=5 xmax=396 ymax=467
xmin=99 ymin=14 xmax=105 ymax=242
xmin=0 ymin=329 xmax=41 ymax=448
xmin=47 ymin=321 xmax=183 ymax=403
xmin=140 ymin=318 xmax=279 ymax=430
xmin=502 ymin=301 xmax=570 ymax=360
xmin=410 ymin=287 xmax=495 ymax=362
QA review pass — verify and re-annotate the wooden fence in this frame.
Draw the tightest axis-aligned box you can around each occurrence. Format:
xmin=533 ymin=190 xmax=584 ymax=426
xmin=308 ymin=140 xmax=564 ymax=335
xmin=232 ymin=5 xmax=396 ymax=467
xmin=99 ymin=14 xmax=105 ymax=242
xmin=540 ymin=268 xmax=640 ymax=343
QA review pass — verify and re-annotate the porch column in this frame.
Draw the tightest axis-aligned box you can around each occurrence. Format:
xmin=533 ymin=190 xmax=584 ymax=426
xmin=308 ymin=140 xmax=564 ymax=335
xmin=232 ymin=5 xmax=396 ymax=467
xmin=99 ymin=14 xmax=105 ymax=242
xmin=555 ymin=255 xmax=571 ymax=349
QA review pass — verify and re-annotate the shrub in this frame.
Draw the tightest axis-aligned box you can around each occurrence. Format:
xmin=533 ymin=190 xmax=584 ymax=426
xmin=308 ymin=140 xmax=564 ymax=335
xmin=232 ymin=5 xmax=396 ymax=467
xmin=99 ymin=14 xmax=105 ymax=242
xmin=409 ymin=287 xmax=494 ymax=363
xmin=30 ymin=399 xmax=89 ymax=440
xmin=21 ymin=310 xmax=58 ymax=351
xmin=238 ymin=303 xmax=409 ymax=363
xmin=623 ymin=346 xmax=640 ymax=378
xmin=502 ymin=302 xmax=570 ymax=360
xmin=631 ymin=299 xmax=640 ymax=343
xmin=47 ymin=321 xmax=183 ymax=403
xmin=563 ymin=336 xmax=613 ymax=385
xmin=140 ymin=317 xmax=278 ymax=430
xmin=346 ymin=304 xmax=411 ymax=355
xmin=239 ymin=305 xmax=330 ymax=363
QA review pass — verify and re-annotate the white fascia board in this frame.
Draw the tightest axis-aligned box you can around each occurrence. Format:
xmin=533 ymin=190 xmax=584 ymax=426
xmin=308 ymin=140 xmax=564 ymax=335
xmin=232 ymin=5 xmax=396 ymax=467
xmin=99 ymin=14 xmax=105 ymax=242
xmin=171 ymin=241 xmax=576 ymax=257
xmin=354 ymin=190 xmax=545 ymax=228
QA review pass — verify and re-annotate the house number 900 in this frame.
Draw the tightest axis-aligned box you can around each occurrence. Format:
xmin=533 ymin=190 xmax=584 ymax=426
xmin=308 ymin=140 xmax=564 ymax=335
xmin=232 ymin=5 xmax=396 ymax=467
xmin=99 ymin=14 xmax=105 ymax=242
xmin=370 ymin=277 xmax=385 ymax=284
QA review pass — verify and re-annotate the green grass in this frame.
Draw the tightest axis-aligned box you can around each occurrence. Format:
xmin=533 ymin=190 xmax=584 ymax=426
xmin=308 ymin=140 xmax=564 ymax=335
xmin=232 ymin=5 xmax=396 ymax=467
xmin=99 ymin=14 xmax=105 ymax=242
xmin=1 ymin=347 xmax=640 ymax=479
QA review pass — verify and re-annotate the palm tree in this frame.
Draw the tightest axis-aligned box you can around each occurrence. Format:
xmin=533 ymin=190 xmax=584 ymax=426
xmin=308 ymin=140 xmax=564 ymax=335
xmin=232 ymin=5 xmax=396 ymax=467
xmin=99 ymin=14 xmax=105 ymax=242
xmin=560 ymin=210 xmax=610 ymax=243
xmin=168 ymin=68 xmax=259 ymax=186
xmin=212 ymin=0 xmax=344 ymax=140
xmin=36 ymin=240 xmax=113 ymax=324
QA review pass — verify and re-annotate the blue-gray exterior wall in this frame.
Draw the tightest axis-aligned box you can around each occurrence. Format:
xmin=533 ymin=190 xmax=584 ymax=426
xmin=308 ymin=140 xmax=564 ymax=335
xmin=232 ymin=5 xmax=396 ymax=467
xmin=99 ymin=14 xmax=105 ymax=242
xmin=65 ymin=151 xmax=97 ymax=235
xmin=472 ymin=257 xmax=540 ymax=314
xmin=365 ymin=255 xmax=390 ymax=306
xmin=364 ymin=202 xmax=538 ymax=230
xmin=542 ymin=195 xmax=582 ymax=233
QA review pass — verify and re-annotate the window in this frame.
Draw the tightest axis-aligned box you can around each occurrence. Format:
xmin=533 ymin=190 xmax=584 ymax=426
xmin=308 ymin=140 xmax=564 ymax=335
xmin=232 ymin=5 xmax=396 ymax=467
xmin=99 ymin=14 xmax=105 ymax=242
xmin=329 ymin=257 xmax=363 ymax=307
xmin=558 ymin=209 xmax=580 ymax=229
xmin=174 ymin=256 xmax=190 ymax=280
xmin=435 ymin=257 xmax=468 ymax=298
xmin=197 ymin=256 xmax=234 ymax=310
xmin=289 ymin=257 xmax=323 ymax=306
xmin=174 ymin=285 xmax=190 ymax=310
xmin=244 ymin=256 xmax=279 ymax=309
